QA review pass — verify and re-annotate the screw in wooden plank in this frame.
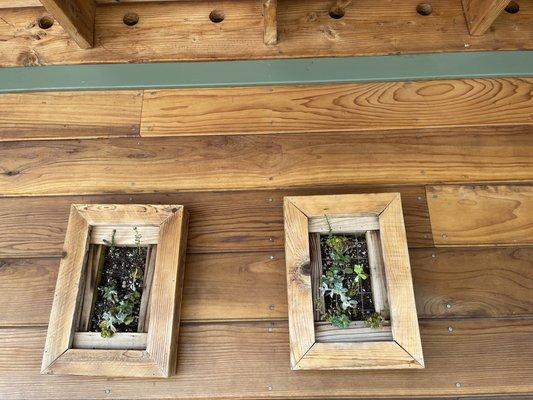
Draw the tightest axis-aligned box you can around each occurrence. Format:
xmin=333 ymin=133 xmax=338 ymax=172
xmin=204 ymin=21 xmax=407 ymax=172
xmin=446 ymin=303 xmax=452 ymax=309
xmin=267 ymin=385 xmax=273 ymax=391
xmin=455 ymin=382 xmax=461 ymax=388
xmin=448 ymin=326 xmax=454 ymax=333
xmin=270 ymin=255 xmax=275 ymax=260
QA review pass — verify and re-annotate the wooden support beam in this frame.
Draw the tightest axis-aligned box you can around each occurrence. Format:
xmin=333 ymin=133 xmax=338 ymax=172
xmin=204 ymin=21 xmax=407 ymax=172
xmin=262 ymin=0 xmax=277 ymax=45
xmin=462 ymin=0 xmax=510 ymax=35
xmin=39 ymin=0 xmax=96 ymax=48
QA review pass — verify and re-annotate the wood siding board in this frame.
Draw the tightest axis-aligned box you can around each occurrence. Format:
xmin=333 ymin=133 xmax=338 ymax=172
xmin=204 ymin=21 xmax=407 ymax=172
xmin=0 ymin=0 xmax=532 ymax=66
xmin=4 ymin=246 xmax=532 ymax=327
xmin=0 ymin=91 xmax=142 ymax=141
xmin=141 ymin=78 xmax=533 ymax=137
xmin=1 ymin=319 xmax=533 ymax=398
xmin=427 ymin=185 xmax=533 ymax=246
xmin=0 ymin=127 xmax=531 ymax=196
xmin=0 ymin=186 xmax=432 ymax=259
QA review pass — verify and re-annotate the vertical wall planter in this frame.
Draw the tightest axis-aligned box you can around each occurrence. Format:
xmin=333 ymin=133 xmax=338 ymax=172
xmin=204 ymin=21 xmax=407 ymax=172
xmin=42 ymin=204 xmax=188 ymax=378
xmin=284 ymin=193 xmax=423 ymax=370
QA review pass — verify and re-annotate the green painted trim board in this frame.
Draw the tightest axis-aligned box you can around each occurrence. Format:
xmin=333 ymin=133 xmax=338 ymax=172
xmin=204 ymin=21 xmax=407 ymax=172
xmin=0 ymin=52 xmax=532 ymax=93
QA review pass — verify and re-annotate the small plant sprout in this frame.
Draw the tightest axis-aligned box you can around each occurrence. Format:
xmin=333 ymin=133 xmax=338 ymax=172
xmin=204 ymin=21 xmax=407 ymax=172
xmin=365 ymin=312 xmax=384 ymax=329
xmin=102 ymin=229 xmax=117 ymax=250
xmin=316 ymin=214 xmax=381 ymax=329
xmin=133 ymin=226 xmax=142 ymax=253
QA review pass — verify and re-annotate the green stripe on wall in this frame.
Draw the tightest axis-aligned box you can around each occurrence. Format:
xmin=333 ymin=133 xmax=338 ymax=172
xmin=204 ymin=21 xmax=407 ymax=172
xmin=1 ymin=52 xmax=532 ymax=93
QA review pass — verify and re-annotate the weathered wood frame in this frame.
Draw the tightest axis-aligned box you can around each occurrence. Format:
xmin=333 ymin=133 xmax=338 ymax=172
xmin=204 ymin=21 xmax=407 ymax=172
xmin=284 ymin=193 xmax=424 ymax=370
xmin=41 ymin=204 xmax=188 ymax=378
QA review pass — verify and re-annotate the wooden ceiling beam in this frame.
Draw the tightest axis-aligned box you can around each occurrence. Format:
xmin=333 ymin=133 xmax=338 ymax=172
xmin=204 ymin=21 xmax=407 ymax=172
xmin=462 ymin=0 xmax=511 ymax=35
xmin=38 ymin=0 xmax=95 ymax=48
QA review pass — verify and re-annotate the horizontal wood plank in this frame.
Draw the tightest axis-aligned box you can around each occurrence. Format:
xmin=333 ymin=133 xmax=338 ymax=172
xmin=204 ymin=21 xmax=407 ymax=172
xmin=0 ymin=319 xmax=532 ymax=398
xmin=0 ymin=91 xmax=142 ymax=141
xmin=427 ymin=185 xmax=533 ymax=246
xmin=0 ymin=186 xmax=432 ymax=258
xmin=1 ymin=126 xmax=531 ymax=196
xmin=2 ymin=246 xmax=532 ymax=326
xmin=0 ymin=0 xmax=531 ymax=67
xmin=141 ymin=79 xmax=533 ymax=137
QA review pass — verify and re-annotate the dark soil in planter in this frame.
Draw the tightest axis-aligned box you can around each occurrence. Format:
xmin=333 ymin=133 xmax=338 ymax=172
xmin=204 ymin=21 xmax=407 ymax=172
xmin=317 ymin=234 xmax=375 ymax=326
xmin=90 ymin=245 xmax=147 ymax=336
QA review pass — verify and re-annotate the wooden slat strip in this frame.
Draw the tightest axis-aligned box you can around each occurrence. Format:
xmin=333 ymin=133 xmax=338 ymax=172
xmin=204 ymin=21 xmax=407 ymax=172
xmin=0 ymin=91 xmax=142 ymax=141
xmin=1 ymin=246 xmax=533 ymax=327
xmin=427 ymin=185 xmax=533 ymax=246
xmin=365 ymin=230 xmax=389 ymax=317
xmin=0 ymin=186 xmax=432 ymax=258
xmin=314 ymin=321 xmax=393 ymax=343
xmin=138 ymin=244 xmax=156 ymax=333
xmin=140 ymin=79 xmax=533 ymax=137
xmin=308 ymin=216 xmax=379 ymax=233
xmin=1 ymin=126 xmax=531 ymax=197
xmin=0 ymin=0 xmax=531 ymax=67
xmin=72 ymin=332 xmax=147 ymax=350
xmin=77 ymin=244 xmax=104 ymax=331
xmin=309 ymin=233 xmax=323 ymax=321
xmin=90 ymin=226 xmax=159 ymax=245
xmin=1 ymin=319 xmax=532 ymax=398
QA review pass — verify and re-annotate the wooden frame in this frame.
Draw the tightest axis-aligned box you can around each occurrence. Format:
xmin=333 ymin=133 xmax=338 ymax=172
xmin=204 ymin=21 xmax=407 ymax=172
xmin=284 ymin=193 xmax=424 ymax=370
xmin=41 ymin=204 xmax=188 ymax=378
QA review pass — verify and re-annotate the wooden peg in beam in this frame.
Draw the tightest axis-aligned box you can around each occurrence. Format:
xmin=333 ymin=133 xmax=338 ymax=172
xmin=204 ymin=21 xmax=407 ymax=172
xmin=462 ymin=0 xmax=510 ymax=36
xmin=39 ymin=0 xmax=96 ymax=48
xmin=263 ymin=0 xmax=277 ymax=45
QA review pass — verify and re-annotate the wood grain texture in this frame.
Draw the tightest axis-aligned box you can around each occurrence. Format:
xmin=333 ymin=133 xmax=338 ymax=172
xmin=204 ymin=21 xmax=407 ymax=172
xmin=366 ymin=230 xmax=389 ymax=316
xmin=0 ymin=258 xmax=58 ymax=327
xmin=39 ymin=0 xmax=95 ymax=48
xmin=77 ymin=244 xmax=104 ymax=331
xmin=462 ymin=0 xmax=510 ymax=35
xmin=378 ymin=195 xmax=424 ymax=366
xmin=72 ymin=332 xmax=147 ymax=350
xmin=0 ymin=0 xmax=191 ymax=6
xmin=0 ymin=186 xmax=432 ymax=258
xmin=0 ymin=0 xmax=531 ymax=66
xmin=412 ymin=247 xmax=533 ymax=318
xmin=4 ymin=246 xmax=531 ymax=327
xmin=141 ymin=79 xmax=533 ymax=137
xmin=1 ymin=319 xmax=533 ymax=398
xmin=1 ymin=127 xmax=531 ymax=196
xmin=283 ymin=199 xmax=314 ymax=368
xmin=0 ymin=91 xmax=142 ymax=141
xmin=41 ymin=206 xmax=89 ymax=373
xmin=427 ymin=185 xmax=533 ymax=246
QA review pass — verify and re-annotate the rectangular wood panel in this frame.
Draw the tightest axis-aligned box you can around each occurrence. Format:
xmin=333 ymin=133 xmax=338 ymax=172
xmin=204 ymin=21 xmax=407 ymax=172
xmin=3 ymin=246 xmax=533 ymax=326
xmin=0 ymin=319 xmax=532 ymax=398
xmin=141 ymin=78 xmax=533 ymax=137
xmin=0 ymin=126 xmax=531 ymax=196
xmin=427 ymin=185 xmax=533 ymax=246
xmin=0 ymin=91 xmax=142 ymax=141
xmin=0 ymin=0 xmax=531 ymax=67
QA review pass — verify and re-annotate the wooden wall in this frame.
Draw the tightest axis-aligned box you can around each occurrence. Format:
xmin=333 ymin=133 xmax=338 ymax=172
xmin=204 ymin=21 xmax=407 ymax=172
xmin=0 ymin=0 xmax=531 ymax=66
xmin=0 ymin=78 xmax=532 ymax=398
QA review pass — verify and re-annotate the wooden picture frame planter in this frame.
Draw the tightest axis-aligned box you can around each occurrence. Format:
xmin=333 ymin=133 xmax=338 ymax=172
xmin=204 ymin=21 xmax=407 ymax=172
xmin=41 ymin=204 xmax=188 ymax=378
xmin=284 ymin=193 xmax=424 ymax=370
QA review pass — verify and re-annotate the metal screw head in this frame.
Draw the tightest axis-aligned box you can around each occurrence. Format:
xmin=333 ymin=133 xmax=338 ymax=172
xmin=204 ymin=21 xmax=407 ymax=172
xmin=269 ymin=255 xmax=275 ymax=260
xmin=431 ymin=253 xmax=436 ymax=258
xmin=446 ymin=303 xmax=452 ymax=309
xmin=267 ymin=385 xmax=273 ymax=391
xmin=455 ymin=382 xmax=461 ymax=388
xmin=442 ymin=233 xmax=448 ymax=239
xmin=269 ymin=304 xmax=275 ymax=310
xmin=448 ymin=326 xmax=454 ymax=332
xmin=267 ymin=198 xmax=273 ymax=202
xmin=104 ymin=389 xmax=111 ymax=394
xmin=267 ymin=327 xmax=273 ymax=333
xmin=417 ymin=196 xmax=423 ymax=201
